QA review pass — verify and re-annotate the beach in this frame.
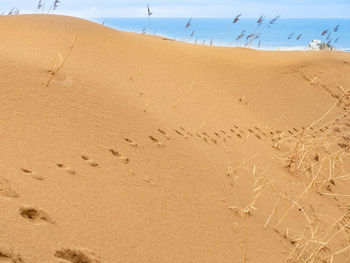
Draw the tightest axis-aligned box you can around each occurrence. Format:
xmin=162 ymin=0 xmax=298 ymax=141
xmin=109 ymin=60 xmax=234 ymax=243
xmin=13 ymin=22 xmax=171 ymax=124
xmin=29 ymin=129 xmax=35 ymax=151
xmin=92 ymin=17 xmax=350 ymax=51
xmin=0 ymin=14 xmax=350 ymax=262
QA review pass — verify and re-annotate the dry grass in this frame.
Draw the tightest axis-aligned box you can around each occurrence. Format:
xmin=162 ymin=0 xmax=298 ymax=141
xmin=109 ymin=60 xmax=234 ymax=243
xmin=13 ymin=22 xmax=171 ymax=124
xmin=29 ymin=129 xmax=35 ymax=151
xmin=46 ymin=34 xmax=77 ymax=86
xmin=267 ymin=91 xmax=350 ymax=262
xmin=173 ymin=78 xmax=197 ymax=108
xmin=143 ymin=98 xmax=150 ymax=112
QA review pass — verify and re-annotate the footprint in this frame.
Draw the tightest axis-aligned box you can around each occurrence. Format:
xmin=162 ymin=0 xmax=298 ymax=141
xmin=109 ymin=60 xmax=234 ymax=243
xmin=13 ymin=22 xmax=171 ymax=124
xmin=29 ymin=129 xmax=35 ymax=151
xmin=124 ymin=138 xmax=138 ymax=147
xmin=20 ymin=169 xmax=43 ymax=181
xmin=343 ymin=136 xmax=350 ymax=142
xmin=338 ymin=143 xmax=349 ymax=149
xmin=0 ymin=247 xmax=24 ymax=263
xmin=214 ymin=132 xmax=220 ymax=137
xmin=254 ymin=127 xmax=267 ymax=137
xmin=109 ymin=149 xmax=129 ymax=164
xmin=57 ymin=164 xmax=76 ymax=175
xmin=19 ymin=206 xmax=54 ymax=224
xmin=81 ymin=156 xmax=99 ymax=167
xmin=178 ymin=127 xmax=193 ymax=137
xmin=158 ymin=129 xmax=172 ymax=140
xmin=55 ymin=248 xmax=101 ymax=263
xmin=174 ymin=129 xmax=184 ymax=136
xmin=186 ymin=131 xmax=193 ymax=137
xmin=149 ymin=136 xmax=164 ymax=146
xmin=255 ymin=134 xmax=262 ymax=140
xmin=202 ymin=132 xmax=210 ymax=137
xmin=238 ymin=97 xmax=249 ymax=106
xmin=0 ymin=178 xmax=18 ymax=199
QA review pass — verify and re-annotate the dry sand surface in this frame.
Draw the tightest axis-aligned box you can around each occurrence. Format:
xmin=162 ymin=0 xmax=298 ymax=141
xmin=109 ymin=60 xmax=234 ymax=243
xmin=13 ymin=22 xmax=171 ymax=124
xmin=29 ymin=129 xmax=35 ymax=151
xmin=0 ymin=14 xmax=350 ymax=263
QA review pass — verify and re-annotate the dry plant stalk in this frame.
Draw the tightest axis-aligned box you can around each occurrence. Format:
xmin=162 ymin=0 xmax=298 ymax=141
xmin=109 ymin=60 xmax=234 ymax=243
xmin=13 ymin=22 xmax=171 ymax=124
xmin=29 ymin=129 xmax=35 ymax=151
xmin=231 ymin=153 xmax=259 ymax=175
xmin=173 ymin=78 xmax=197 ymax=108
xmin=270 ymin=88 xmax=350 ymax=262
xmin=143 ymin=98 xmax=150 ymax=112
xmin=46 ymin=34 xmax=78 ymax=86
xmin=264 ymin=195 xmax=280 ymax=228
xmin=243 ymin=214 xmax=248 ymax=263
xmin=229 ymin=165 xmax=271 ymax=218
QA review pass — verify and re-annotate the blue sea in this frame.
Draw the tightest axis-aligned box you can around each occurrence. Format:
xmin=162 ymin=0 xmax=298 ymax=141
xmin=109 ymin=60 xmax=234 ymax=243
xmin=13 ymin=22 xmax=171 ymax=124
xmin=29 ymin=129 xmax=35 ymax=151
xmin=90 ymin=18 xmax=350 ymax=52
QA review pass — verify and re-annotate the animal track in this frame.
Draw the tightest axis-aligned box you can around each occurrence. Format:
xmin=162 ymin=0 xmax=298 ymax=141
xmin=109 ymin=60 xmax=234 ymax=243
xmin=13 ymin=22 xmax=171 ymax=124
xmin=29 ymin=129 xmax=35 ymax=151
xmin=338 ymin=143 xmax=349 ymax=149
xmin=238 ymin=96 xmax=249 ymax=106
xmin=254 ymin=127 xmax=267 ymax=137
xmin=109 ymin=149 xmax=129 ymax=164
xmin=57 ymin=164 xmax=76 ymax=175
xmin=124 ymin=138 xmax=138 ymax=147
xmin=81 ymin=156 xmax=99 ymax=167
xmin=158 ymin=129 xmax=171 ymax=140
xmin=177 ymin=127 xmax=193 ymax=137
xmin=55 ymin=248 xmax=101 ymax=263
xmin=0 ymin=247 xmax=24 ymax=263
xmin=0 ymin=177 xmax=18 ymax=199
xmin=174 ymin=129 xmax=184 ymax=136
xmin=19 ymin=206 xmax=54 ymax=224
xmin=20 ymin=169 xmax=43 ymax=181
xmin=202 ymin=132 xmax=210 ymax=137
xmin=149 ymin=136 xmax=163 ymax=146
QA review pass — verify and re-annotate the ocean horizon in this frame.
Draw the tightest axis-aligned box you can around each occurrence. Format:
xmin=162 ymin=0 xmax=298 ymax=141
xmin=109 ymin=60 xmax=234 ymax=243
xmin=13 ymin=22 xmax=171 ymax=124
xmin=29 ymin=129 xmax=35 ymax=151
xmin=90 ymin=17 xmax=350 ymax=52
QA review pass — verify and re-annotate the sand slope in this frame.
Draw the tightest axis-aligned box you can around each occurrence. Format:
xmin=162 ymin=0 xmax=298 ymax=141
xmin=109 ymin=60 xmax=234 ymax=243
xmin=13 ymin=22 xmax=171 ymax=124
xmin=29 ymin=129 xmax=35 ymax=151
xmin=0 ymin=14 xmax=350 ymax=262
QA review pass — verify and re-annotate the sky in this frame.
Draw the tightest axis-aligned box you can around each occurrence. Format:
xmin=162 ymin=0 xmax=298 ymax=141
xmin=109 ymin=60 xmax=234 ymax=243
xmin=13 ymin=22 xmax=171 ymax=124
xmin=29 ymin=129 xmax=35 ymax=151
xmin=1 ymin=0 xmax=350 ymax=18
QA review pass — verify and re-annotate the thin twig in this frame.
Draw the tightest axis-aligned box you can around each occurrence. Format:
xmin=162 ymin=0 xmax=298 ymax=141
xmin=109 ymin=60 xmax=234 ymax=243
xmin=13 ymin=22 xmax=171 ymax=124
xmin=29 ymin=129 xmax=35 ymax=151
xmin=46 ymin=34 xmax=77 ymax=86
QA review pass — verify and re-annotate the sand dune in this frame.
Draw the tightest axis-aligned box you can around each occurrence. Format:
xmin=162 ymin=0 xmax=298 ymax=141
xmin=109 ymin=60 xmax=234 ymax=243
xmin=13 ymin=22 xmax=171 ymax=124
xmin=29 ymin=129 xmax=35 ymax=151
xmin=0 ymin=14 xmax=350 ymax=262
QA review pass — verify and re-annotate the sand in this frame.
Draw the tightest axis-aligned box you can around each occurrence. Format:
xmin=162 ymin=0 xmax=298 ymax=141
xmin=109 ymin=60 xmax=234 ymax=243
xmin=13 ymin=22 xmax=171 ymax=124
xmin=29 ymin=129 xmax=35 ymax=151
xmin=0 ymin=14 xmax=350 ymax=263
